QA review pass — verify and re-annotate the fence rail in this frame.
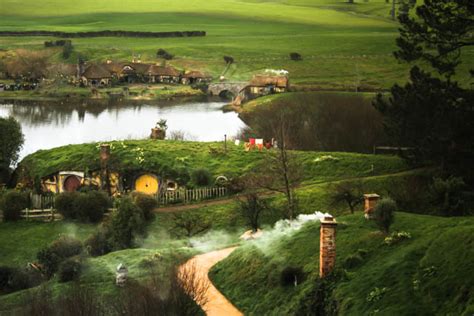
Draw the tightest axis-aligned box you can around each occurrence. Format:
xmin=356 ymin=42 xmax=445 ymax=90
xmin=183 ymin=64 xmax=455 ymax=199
xmin=155 ymin=187 xmax=228 ymax=205
xmin=21 ymin=208 xmax=62 ymax=221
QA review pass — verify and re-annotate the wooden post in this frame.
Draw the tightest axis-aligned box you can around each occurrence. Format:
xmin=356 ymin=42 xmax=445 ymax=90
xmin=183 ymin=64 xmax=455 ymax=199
xmin=320 ymin=216 xmax=337 ymax=278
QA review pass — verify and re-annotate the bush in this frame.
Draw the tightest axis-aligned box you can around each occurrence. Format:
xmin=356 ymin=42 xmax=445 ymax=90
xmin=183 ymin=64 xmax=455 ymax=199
xmin=343 ymin=254 xmax=364 ymax=269
xmin=85 ymin=229 xmax=112 ymax=257
xmin=1 ymin=190 xmax=29 ymax=221
xmin=37 ymin=236 xmax=83 ymax=278
xmin=131 ymin=192 xmax=157 ymax=221
xmin=109 ymin=197 xmax=146 ymax=249
xmin=73 ymin=191 xmax=109 ymax=222
xmin=156 ymin=48 xmax=173 ymax=60
xmin=374 ymin=198 xmax=396 ymax=234
xmin=224 ymin=55 xmax=234 ymax=64
xmin=55 ymin=192 xmax=80 ymax=219
xmin=58 ymin=259 xmax=82 ymax=282
xmin=289 ymin=52 xmax=302 ymax=61
xmin=0 ymin=266 xmax=43 ymax=293
xmin=280 ymin=266 xmax=305 ymax=287
xmin=191 ymin=169 xmax=212 ymax=186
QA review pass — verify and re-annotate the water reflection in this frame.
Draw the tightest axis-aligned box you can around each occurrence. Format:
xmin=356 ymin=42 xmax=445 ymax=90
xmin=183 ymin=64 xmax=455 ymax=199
xmin=0 ymin=98 xmax=246 ymax=159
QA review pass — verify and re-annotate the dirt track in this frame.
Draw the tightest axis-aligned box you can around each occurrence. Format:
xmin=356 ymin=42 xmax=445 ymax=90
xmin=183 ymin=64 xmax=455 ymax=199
xmin=182 ymin=247 xmax=243 ymax=316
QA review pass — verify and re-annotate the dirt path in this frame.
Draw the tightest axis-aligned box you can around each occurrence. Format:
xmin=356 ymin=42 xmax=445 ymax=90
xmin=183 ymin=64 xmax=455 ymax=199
xmin=182 ymin=247 xmax=243 ymax=316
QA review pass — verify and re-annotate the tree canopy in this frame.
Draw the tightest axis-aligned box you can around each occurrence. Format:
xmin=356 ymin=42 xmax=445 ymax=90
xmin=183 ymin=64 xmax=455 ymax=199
xmin=374 ymin=0 xmax=474 ymax=182
xmin=0 ymin=116 xmax=24 ymax=183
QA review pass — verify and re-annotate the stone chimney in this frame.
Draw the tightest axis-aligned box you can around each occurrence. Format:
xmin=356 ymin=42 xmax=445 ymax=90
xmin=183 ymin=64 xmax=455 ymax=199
xmin=320 ymin=216 xmax=337 ymax=278
xmin=100 ymin=144 xmax=111 ymax=163
xmin=363 ymin=193 xmax=380 ymax=219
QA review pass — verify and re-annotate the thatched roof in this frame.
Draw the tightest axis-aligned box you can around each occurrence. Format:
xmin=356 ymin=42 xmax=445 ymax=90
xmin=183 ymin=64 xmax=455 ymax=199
xmin=122 ymin=62 xmax=152 ymax=75
xmin=183 ymin=71 xmax=210 ymax=79
xmin=82 ymin=64 xmax=111 ymax=79
xmin=148 ymin=65 xmax=181 ymax=77
xmin=249 ymin=75 xmax=288 ymax=88
xmin=102 ymin=61 xmax=124 ymax=74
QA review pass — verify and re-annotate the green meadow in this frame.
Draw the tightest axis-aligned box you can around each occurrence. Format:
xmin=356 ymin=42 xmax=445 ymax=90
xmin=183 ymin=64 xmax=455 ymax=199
xmin=0 ymin=0 xmax=417 ymax=89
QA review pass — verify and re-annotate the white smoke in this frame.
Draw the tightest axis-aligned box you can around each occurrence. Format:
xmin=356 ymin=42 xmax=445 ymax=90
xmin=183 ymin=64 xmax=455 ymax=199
xmin=189 ymin=230 xmax=236 ymax=253
xmin=249 ymin=211 xmax=332 ymax=254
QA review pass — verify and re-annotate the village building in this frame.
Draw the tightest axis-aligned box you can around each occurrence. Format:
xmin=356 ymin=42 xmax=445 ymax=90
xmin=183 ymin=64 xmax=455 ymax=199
xmin=181 ymin=71 xmax=212 ymax=85
xmin=81 ymin=64 xmax=112 ymax=87
xmin=41 ymin=170 xmax=178 ymax=196
xmin=102 ymin=60 xmax=124 ymax=79
xmin=147 ymin=65 xmax=181 ymax=83
xmin=244 ymin=75 xmax=289 ymax=97
xmin=120 ymin=62 xmax=152 ymax=83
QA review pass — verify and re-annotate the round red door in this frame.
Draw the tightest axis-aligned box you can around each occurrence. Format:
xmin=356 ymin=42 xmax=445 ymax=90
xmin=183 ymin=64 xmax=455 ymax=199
xmin=64 ymin=175 xmax=81 ymax=192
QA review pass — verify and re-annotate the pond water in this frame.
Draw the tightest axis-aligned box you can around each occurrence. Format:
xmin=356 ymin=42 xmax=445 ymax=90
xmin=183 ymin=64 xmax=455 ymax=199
xmin=0 ymin=98 xmax=246 ymax=160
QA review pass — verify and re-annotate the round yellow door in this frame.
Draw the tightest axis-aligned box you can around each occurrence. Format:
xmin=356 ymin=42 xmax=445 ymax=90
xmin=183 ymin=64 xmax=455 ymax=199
xmin=135 ymin=174 xmax=159 ymax=194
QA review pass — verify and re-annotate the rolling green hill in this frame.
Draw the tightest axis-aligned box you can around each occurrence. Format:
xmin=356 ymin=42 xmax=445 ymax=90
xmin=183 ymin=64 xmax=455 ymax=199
xmin=0 ymin=0 xmax=411 ymax=89
xmin=210 ymin=212 xmax=474 ymax=315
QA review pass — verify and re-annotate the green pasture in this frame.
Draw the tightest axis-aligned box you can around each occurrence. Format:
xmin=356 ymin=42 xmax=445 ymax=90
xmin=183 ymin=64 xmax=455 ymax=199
xmin=0 ymin=0 xmax=414 ymax=89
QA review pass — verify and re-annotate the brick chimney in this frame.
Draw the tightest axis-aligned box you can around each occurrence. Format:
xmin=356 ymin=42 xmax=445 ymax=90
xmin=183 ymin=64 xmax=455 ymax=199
xmin=319 ymin=216 xmax=337 ymax=278
xmin=363 ymin=193 xmax=380 ymax=219
xmin=100 ymin=144 xmax=111 ymax=163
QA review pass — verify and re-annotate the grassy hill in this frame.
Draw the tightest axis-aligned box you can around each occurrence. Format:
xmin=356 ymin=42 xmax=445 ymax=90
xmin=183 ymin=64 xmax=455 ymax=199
xmin=210 ymin=212 xmax=474 ymax=315
xmin=0 ymin=0 xmax=411 ymax=89
xmin=17 ymin=140 xmax=409 ymax=185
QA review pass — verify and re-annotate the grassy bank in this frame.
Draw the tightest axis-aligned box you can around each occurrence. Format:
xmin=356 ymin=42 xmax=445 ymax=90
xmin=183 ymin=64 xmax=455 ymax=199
xmin=0 ymin=83 xmax=205 ymax=101
xmin=17 ymin=140 xmax=409 ymax=184
xmin=210 ymin=212 xmax=474 ymax=315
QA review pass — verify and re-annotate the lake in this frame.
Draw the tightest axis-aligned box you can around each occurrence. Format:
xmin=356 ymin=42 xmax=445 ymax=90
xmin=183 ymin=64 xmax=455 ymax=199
xmin=0 ymin=98 xmax=246 ymax=160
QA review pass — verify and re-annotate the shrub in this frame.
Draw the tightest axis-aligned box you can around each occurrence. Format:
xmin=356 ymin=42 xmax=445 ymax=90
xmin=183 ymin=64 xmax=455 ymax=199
xmin=85 ymin=229 xmax=112 ymax=257
xmin=429 ymin=176 xmax=466 ymax=216
xmin=191 ymin=169 xmax=212 ymax=186
xmin=1 ymin=190 xmax=29 ymax=221
xmin=280 ymin=266 xmax=305 ymax=287
xmin=109 ymin=197 xmax=146 ymax=249
xmin=55 ymin=192 xmax=80 ymax=219
xmin=373 ymin=198 xmax=396 ymax=234
xmin=58 ymin=259 xmax=82 ymax=282
xmin=37 ymin=236 xmax=83 ymax=278
xmin=73 ymin=191 xmax=109 ymax=223
xmin=131 ymin=192 xmax=157 ymax=221
xmin=224 ymin=55 xmax=234 ymax=64
xmin=156 ymin=48 xmax=173 ymax=60
xmin=343 ymin=254 xmax=364 ymax=269
xmin=289 ymin=52 xmax=302 ymax=61
xmin=0 ymin=266 xmax=43 ymax=293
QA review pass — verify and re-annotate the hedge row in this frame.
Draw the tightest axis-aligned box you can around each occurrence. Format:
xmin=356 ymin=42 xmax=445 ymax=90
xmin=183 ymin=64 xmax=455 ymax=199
xmin=0 ymin=30 xmax=206 ymax=38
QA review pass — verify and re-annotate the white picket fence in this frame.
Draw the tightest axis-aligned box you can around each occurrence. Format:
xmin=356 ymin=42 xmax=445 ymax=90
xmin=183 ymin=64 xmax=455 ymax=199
xmin=155 ymin=187 xmax=228 ymax=205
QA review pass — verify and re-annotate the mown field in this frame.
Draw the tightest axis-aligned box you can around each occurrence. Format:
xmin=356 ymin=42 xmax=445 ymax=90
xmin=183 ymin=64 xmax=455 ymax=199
xmin=0 ymin=0 xmax=421 ymax=89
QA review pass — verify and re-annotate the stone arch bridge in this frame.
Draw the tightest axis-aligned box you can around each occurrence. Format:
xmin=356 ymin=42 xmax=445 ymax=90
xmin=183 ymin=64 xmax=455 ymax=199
xmin=208 ymin=82 xmax=248 ymax=97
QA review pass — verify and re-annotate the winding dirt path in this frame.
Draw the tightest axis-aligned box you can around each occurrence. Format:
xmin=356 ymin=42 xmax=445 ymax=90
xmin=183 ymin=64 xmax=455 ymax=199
xmin=183 ymin=247 xmax=243 ymax=316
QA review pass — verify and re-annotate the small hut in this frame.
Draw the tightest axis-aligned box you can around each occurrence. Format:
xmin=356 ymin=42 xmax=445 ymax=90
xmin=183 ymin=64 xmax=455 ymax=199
xmin=246 ymin=75 xmax=289 ymax=96
xmin=81 ymin=64 xmax=112 ymax=87
xmin=147 ymin=65 xmax=181 ymax=83
xmin=181 ymin=71 xmax=212 ymax=85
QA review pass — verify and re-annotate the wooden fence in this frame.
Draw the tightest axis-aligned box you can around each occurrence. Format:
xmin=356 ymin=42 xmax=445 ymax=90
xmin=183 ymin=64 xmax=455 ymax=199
xmin=155 ymin=187 xmax=228 ymax=205
xmin=21 ymin=208 xmax=62 ymax=221
xmin=30 ymin=193 xmax=55 ymax=209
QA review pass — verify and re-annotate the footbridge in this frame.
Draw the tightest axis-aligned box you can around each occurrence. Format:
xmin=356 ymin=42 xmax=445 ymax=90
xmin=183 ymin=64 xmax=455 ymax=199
xmin=208 ymin=82 xmax=248 ymax=97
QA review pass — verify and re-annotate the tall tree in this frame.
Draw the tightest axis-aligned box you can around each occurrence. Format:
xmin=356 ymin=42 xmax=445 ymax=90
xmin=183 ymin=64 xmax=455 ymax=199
xmin=0 ymin=116 xmax=24 ymax=183
xmin=374 ymin=0 xmax=474 ymax=181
